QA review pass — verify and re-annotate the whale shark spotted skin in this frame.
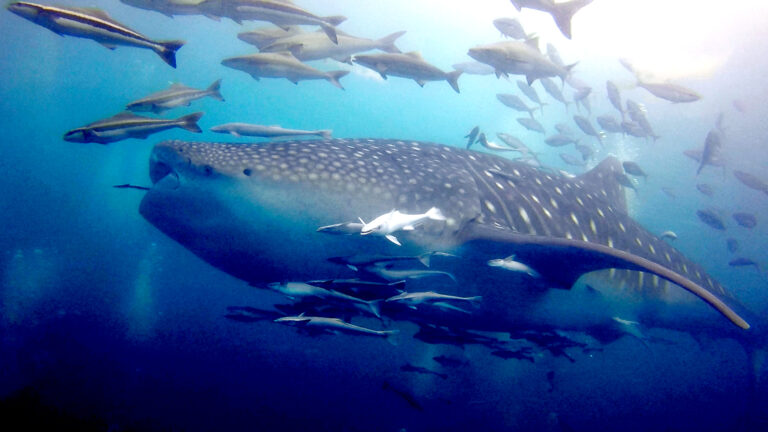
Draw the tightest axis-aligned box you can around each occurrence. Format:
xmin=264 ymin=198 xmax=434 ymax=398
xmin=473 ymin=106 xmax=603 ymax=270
xmin=139 ymin=138 xmax=750 ymax=330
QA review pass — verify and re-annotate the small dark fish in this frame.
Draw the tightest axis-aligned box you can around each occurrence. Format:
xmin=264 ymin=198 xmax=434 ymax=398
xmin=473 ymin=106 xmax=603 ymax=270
xmin=493 ymin=17 xmax=528 ymax=39
xmin=575 ymin=143 xmax=593 ymax=161
xmin=382 ymin=381 xmax=423 ymax=411
xmin=726 ymin=238 xmax=740 ymax=253
xmin=659 ymin=231 xmax=677 ymax=241
xmin=622 ymin=161 xmax=647 ymax=178
xmin=545 ymin=134 xmax=578 ymax=147
xmin=573 ymin=87 xmax=591 ymax=113
xmin=573 ymin=115 xmax=603 ymax=145
xmin=516 ymin=80 xmax=546 ymax=112
xmin=606 ymin=80 xmax=624 ymax=118
xmin=729 ymin=257 xmax=760 ymax=271
xmin=432 ymin=355 xmax=468 ymax=368
xmin=614 ymin=172 xmax=637 ymax=193
xmin=621 ymin=121 xmax=647 ymax=138
xmin=596 ymin=115 xmax=623 ymax=133
xmin=626 ymin=99 xmax=659 ymax=141
xmin=560 ymin=153 xmax=586 ymax=167
xmin=732 ymin=212 xmax=757 ymax=228
xmin=697 ymin=130 xmax=723 ymax=175
xmin=491 ymin=348 xmax=535 ymax=363
xmin=555 ymin=123 xmax=575 ymax=136
xmin=697 ymin=209 xmax=726 ymax=230
xmin=541 ymin=77 xmax=569 ymax=107
xmin=517 ymin=117 xmax=546 ymax=134
xmin=113 ymin=183 xmax=150 ymax=191
xmin=224 ymin=306 xmax=283 ymax=323
xmin=733 ymin=170 xmax=768 ymax=195
xmin=465 ymin=126 xmax=480 ymax=149
xmin=661 ymin=187 xmax=676 ymax=199
xmin=696 ymin=183 xmax=714 ymax=197
xmin=497 ymin=93 xmax=537 ymax=118
xmin=400 ymin=363 xmax=448 ymax=379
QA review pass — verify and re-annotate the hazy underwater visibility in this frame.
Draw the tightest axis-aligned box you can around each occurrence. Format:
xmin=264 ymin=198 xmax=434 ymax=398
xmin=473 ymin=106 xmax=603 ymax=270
xmin=2 ymin=0 xmax=768 ymax=430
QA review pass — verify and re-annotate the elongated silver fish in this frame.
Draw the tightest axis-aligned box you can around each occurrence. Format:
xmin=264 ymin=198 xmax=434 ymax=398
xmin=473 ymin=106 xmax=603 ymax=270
xmin=260 ymin=29 xmax=406 ymax=63
xmin=127 ymin=80 xmax=224 ymax=114
xmin=8 ymin=2 xmax=184 ymax=67
xmin=221 ymin=52 xmax=348 ymax=89
xmin=275 ymin=315 xmax=396 ymax=337
xmin=63 ymin=112 xmax=202 ymax=144
xmin=468 ymin=39 xmax=575 ymax=85
xmin=211 ymin=123 xmax=331 ymax=139
xmin=353 ymin=52 xmax=463 ymax=93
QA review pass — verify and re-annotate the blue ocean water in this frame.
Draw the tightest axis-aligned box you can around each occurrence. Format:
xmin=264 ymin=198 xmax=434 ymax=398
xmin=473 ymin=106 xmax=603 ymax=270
xmin=1 ymin=1 xmax=767 ymax=431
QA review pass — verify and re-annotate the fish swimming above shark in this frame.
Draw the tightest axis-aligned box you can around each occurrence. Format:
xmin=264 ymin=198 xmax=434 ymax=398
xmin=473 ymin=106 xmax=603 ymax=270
xmin=353 ymin=52 xmax=463 ymax=93
xmin=63 ymin=112 xmax=202 ymax=144
xmin=127 ymin=80 xmax=224 ymax=114
xmin=211 ymin=123 xmax=331 ymax=139
xmin=221 ymin=52 xmax=349 ymax=89
xmin=139 ymin=138 xmax=760 ymax=349
xmin=259 ymin=29 xmax=406 ymax=63
xmin=7 ymin=2 xmax=184 ymax=67
xmin=468 ymin=39 xmax=576 ymax=85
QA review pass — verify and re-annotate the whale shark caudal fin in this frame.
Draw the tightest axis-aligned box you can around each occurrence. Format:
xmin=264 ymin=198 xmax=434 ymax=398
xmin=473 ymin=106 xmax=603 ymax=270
xmin=459 ymin=222 xmax=750 ymax=329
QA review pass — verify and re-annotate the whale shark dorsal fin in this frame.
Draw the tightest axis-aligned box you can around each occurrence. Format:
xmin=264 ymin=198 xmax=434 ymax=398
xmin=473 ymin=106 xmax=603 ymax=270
xmin=576 ymin=156 xmax=627 ymax=214
xmin=460 ymin=223 xmax=750 ymax=330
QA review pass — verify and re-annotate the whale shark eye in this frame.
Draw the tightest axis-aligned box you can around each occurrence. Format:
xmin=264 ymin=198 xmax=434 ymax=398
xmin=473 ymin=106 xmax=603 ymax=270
xmin=243 ymin=168 xmax=252 ymax=176
xmin=203 ymin=165 xmax=213 ymax=176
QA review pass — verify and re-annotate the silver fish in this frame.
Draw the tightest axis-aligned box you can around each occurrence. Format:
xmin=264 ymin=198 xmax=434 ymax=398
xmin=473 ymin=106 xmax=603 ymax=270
xmin=211 ymin=123 xmax=331 ymax=139
xmin=127 ymin=80 xmax=224 ymax=114
xmin=353 ymin=52 xmax=462 ymax=93
xmin=221 ymin=52 xmax=348 ymax=89
xmin=7 ymin=2 xmax=184 ymax=67
xmin=260 ymin=29 xmax=406 ymax=63
xmin=63 ymin=112 xmax=202 ymax=144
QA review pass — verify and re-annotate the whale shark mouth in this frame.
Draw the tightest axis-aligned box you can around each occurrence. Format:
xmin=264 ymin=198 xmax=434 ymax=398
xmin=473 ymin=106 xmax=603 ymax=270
xmin=149 ymin=150 xmax=180 ymax=190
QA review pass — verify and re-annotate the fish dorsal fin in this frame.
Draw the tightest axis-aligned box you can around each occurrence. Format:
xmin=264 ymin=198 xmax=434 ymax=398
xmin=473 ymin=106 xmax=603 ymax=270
xmin=109 ymin=111 xmax=145 ymax=120
xmin=524 ymin=36 xmax=540 ymax=51
xmin=169 ymin=83 xmax=190 ymax=89
xmin=70 ymin=7 xmax=124 ymax=27
xmin=274 ymin=51 xmax=298 ymax=59
xmin=404 ymin=51 xmax=423 ymax=59
xmin=575 ymin=156 xmax=627 ymax=214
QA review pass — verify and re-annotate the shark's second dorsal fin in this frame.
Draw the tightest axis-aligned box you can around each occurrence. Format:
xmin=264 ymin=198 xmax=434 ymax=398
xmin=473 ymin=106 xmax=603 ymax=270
xmin=460 ymin=223 xmax=750 ymax=330
xmin=575 ymin=156 xmax=627 ymax=214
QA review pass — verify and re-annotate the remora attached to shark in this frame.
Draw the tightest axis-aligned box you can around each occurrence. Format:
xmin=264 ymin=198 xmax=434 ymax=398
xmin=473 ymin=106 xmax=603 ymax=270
xmin=139 ymin=138 xmax=760 ymax=339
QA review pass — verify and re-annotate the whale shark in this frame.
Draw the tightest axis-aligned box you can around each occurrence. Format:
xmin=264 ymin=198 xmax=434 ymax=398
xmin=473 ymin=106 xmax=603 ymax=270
xmin=139 ymin=138 xmax=760 ymax=342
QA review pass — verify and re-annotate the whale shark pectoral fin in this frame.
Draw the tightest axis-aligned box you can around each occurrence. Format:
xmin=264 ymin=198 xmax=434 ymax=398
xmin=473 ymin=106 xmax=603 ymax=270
xmin=461 ymin=223 xmax=750 ymax=330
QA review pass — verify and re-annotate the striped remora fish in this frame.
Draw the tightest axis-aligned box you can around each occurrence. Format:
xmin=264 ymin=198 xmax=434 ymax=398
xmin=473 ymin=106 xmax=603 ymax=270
xmin=7 ymin=2 xmax=184 ymax=67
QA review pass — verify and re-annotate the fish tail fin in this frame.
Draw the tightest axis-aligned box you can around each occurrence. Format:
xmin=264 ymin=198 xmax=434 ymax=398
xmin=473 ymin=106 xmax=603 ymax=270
xmin=177 ymin=112 xmax=203 ymax=133
xmin=317 ymin=129 xmax=333 ymax=139
xmin=552 ymin=0 xmax=593 ymax=39
xmin=368 ymin=300 xmax=382 ymax=318
xmin=320 ymin=22 xmax=341 ymax=44
xmin=155 ymin=40 xmax=185 ymax=68
xmin=468 ymin=295 xmax=483 ymax=305
xmin=377 ymin=30 xmax=406 ymax=53
xmin=446 ymin=70 xmax=463 ymax=94
xmin=426 ymin=207 xmax=447 ymax=221
xmin=207 ymin=79 xmax=224 ymax=101
xmin=326 ymin=70 xmax=349 ymax=90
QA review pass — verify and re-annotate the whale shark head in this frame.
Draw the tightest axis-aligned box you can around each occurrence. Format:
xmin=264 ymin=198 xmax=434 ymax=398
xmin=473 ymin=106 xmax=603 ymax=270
xmin=140 ymin=138 xmax=752 ymax=330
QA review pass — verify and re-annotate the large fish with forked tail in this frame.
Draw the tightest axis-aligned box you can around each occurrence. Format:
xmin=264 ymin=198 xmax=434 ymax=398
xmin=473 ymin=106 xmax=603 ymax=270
xmin=7 ymin=2 xmax=184 ymax=67
xmin=138 ymin=138 xmax=765 ymax=377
